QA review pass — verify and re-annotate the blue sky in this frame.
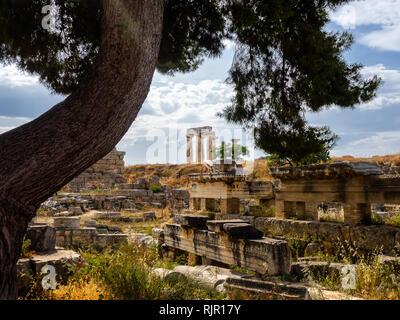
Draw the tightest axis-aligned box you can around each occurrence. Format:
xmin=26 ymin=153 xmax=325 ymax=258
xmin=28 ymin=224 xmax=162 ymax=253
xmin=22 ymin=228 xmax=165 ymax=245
xmin=1 ymin=0 xmax=400 ymax=165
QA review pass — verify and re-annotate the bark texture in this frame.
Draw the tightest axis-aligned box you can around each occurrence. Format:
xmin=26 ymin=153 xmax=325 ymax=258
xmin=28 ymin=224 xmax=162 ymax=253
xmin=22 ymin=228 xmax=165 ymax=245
xmin=0 ymin=0 xmax=166 ymax=299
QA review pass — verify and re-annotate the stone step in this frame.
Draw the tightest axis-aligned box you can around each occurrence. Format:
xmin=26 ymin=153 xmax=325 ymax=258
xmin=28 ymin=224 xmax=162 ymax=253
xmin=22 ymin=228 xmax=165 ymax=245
xmin=224 ymin=277 xmax=311 ymax=300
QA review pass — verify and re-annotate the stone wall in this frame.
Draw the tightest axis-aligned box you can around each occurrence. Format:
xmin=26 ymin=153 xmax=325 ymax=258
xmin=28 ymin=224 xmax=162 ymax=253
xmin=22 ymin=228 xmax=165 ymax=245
xmin=254 ymin=217 xmax=400 ymax=254
xmin=67 ymin=148 xmax=127 ymax=192
xmin=161 ymin=214 xmax=291 ymax=276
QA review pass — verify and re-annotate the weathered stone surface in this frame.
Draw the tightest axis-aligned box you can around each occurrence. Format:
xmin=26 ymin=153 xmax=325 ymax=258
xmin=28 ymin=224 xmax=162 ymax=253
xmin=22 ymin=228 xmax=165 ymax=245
xmin=378 ymin=255 xmax=400 ymax=269
xmin=68 ymin=206 xmax=83 ymax=216
xmin=84 ymin=220 xmax=97 ymax=228
xmin=163 ymin=224 xmax=291 ymax=276
xmin=169 ymin=265 xmax=251 ymax=291
xmin=255 ymin=217 xmax=400 ymax=254
xmin=143 ymin=211 xmax=156 ymax=221
xmin=26 ymin=225 xmax=56 ymax=252
xmin=206 ymin=220 xmax=244 ymax=233
xmin=224 ymin=277 xmax=311 ymax=300
xmin=95 ymin=212 xmax=121 ymax=219
xmin=152 ymin=228 xmax=164 ymax=240
xmin=130 ymin=233 xmax=157 ymax=247
xmin=71 ymin=228 xmax=97 ymax=246
xmin=96 ymin=234 xmax=128 ymax=248
xmin=30 ymin=249 xmax=83 ymax=282
xmin=108 ymin=225 xmax=123 ymax=233
xmin=290 ymin=261 xmax=356 ymax=281
xmin=53 ymin=217 xmax=80 ymax=229
xmin=173 ymin=214 xmax=209 ymax=229
xmin=222 ymin=223 xmax=264 ymax=239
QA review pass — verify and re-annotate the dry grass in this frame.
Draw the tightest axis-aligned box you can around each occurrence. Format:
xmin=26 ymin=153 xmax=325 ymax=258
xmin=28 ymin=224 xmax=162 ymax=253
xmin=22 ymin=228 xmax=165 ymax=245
xmin=124 ymin=163 xmax=209 ymax=188
xmin=333 ymin=153 xmax=400 ymax=166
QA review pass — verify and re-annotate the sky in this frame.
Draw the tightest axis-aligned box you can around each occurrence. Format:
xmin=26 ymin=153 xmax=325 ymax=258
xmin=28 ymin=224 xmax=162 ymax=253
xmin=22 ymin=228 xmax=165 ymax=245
xmin=0 ymin=0 xmax=400 ymax=165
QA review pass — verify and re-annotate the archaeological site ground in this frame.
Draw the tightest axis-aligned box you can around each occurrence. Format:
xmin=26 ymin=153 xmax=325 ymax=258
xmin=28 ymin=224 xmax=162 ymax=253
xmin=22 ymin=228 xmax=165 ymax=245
xmin=16 ymin=143 xmax=400 ymax=302
xmin=1 ymin=1 xmax=400 ymax=313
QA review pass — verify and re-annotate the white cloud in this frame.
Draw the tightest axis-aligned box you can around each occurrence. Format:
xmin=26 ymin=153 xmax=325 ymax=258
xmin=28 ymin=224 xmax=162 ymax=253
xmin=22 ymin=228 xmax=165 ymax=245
xmin=0 ymin=64 xmax=38 ymax=87
xmin=358 ymin=64 xmax=400 ymax=110
xmin=333 ymin=131 xmax=400 ymax=157
xmin=360 ymin=25 xmax=400 ymax=52
xmin=330 ymin=0 xmax=400 ymax=51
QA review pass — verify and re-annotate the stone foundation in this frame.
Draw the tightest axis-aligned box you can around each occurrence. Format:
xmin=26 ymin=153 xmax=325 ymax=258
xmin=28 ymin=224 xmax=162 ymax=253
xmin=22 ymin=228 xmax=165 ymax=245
xmin=162 ymin=215 xmax=291 ymax=276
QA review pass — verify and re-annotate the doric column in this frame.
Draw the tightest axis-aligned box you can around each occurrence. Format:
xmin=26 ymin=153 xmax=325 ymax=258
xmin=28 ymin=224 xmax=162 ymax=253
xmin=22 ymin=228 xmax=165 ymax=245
xmin=208 ymin=135 xmax=214 ymax=161
xmin=186 ymin=135 xmax=193 ymax=163
xmin=197 ymin=132 xmax=203 ymax=163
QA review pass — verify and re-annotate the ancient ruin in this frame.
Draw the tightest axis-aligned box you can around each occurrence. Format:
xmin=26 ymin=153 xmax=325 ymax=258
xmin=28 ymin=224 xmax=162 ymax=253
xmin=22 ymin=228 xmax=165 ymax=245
xmin=186 ymin=126 xmax=216 ymax=164
xmin=67 ymin=148 xmax=127 ymax=192
xmin=161 ymin=214 xmax=291 ymax=276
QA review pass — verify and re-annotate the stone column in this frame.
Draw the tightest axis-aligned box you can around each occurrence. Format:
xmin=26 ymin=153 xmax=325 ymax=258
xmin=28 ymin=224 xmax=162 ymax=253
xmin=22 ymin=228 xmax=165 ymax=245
xmin=187 ymin=135 xmax=193 ymax=163
xmin=343 ymin=203 xmax=371 ymax=225
xmin=208 ymin=135 xmax=214 ymax=161
xmin=197 ymin=132 xmax=203 ymax=163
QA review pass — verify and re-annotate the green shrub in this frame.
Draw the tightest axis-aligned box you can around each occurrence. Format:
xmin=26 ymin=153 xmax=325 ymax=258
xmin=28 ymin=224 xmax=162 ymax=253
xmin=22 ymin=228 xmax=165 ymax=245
xmin=150 ymin=185 xmax=163 ymax=193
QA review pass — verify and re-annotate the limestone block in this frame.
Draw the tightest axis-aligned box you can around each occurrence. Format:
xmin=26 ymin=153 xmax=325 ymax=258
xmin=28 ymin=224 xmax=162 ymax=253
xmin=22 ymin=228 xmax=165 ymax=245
xmin=152 ymin=228 xmax=164 ymax=240
xmin=71 ymin=228 xmax=97 ymax=246
xmin=163 ymin=224 xmax=291 ymax=276
xmin=96 ymin=234 xmax=128 ymax=248
xmin=30 ymin=249 xmax=83 ymax=283
xmin=53 ymin=217 xmax=80 ymax=230
xmin=173 ymin=214 xmax=209 ymax=229
xmin=206 ymin=220 xmax=244 ymax=233
xmin=224 ymin=277 xmax=311 ymax=300
xmin=26 ymin=225 xmax=56 ymax=252
xmin=95 ymin=212 xmax=121 ymax=219
xmin=143 ymin=211 xmax=156 ymax=221
xmin=222 ymin=223 xmax=264 ymax=239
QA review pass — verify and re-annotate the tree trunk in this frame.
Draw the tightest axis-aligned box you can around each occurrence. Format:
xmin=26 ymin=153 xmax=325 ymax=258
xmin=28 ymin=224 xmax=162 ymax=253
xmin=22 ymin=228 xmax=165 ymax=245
xmin=0 ymin=0 xmax=166 ymax=299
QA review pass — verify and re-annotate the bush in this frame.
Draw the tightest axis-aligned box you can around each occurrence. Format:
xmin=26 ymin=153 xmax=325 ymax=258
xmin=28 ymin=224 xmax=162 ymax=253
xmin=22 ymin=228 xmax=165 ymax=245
xmin=52 ymin=244 xmax=224 ymax=300
xmin=150 ymin=185 xmax=163 ymax=193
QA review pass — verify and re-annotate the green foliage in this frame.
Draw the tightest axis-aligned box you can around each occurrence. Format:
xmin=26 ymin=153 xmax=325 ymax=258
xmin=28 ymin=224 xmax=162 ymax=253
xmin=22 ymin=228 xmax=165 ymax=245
xmin=0 ymin=0 xmax=381 ymax=165
xmin=71 ymin=244 xmax=224 ymax=300
xmin=149 ymin=184 xmax=163 ymax=194
xmin=213 ymin=143 xmax=248 ymax=161
xmin=20 ymin=236 xmax=33 ymax=258
xmin=219 ymin=0 xmax=381 ymax=165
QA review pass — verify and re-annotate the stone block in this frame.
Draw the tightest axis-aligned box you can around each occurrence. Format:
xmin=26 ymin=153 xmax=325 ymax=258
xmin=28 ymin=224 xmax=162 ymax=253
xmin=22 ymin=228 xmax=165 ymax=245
xmin=143 ymin=211 xmax=156 ymax=221
xmin=222 ymin=223 xmax=264 ymax=239
xmin=26 ymin=225 xmax=56 ymax=252
xmin=224 ymin=277 xmax=311 ymax=300
xmin=206 ymin=220 xmax=244 ymax=233
xmin=173 ymin=214 xmax=209 ymax=229
xmin=53 ymin=217 xmax=80 ymax=229
xmin=71 ymin=228 xmax=97 ymax=246
xmin=96 ymin=234 xmax=128 ymax=248
xmin=30 ymin=249 xmax=83 ymax=283
xmin=163 ymin=224 xmax=291 ymax=276
xmin=68 ymin=206 xmax=83 ymax=216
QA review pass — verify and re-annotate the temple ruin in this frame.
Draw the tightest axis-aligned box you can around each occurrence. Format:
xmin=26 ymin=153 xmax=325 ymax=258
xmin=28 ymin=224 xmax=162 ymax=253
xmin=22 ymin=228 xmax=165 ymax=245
xmin=186 ymin=126 xmax=216 ymax=163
